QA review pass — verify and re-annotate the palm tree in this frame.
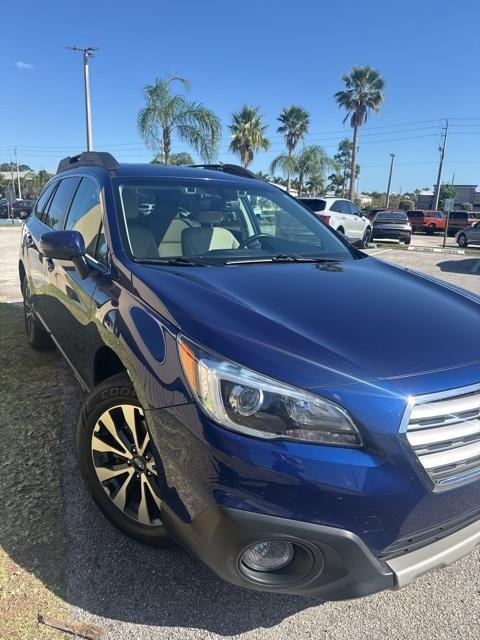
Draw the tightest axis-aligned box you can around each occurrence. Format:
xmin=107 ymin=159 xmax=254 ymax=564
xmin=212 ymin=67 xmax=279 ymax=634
xmin=151 ymin=151 xmax=194 ymax=165
xmin=306 ymin=174 xmax=325 ymax=196
xmin=327 ymin=171 xmax=345 ymax=196
xmin=269 ymin=154 xmax=298 ymax=186
xmin=138 ymin=75 xmax=221 ymax=164
xmin=270 ymin=145 xmax=333 ymax=195
xmin=229 ymin=106 xmax=270 ymax=167
xmin=277 ymin=106 xmax=310 ymax=192
xmin=335 ymin=66 xmax=385 ymax=199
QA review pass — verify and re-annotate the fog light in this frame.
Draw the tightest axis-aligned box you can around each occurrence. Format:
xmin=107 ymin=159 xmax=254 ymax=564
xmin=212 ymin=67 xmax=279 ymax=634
xmin=241 ymin=540 xmax=294 ymax=572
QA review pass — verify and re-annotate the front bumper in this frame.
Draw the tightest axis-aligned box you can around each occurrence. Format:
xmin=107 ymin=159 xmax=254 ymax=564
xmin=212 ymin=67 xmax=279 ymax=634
xmin=161 ymin=504 xmax=394 ymax=599
xmin=386 ymin=517 xmax=480 ymax=588
xmin=162 ymin=504 xmax=480 ymax=599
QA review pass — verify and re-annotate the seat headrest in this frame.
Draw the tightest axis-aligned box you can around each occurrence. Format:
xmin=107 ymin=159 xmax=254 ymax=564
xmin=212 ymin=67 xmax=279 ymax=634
xmin=122 ymin=188 xmax=139 ymax=220
xmin=193 ymin=210 xmax=224 ymax=225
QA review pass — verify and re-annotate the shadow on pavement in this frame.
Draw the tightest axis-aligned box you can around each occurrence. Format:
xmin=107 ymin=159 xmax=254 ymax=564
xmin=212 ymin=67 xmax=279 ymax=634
xmin=437 ymin=258 xmax=480 ymax=274
xmin=0 ymin=302 xmax=318 ymax=636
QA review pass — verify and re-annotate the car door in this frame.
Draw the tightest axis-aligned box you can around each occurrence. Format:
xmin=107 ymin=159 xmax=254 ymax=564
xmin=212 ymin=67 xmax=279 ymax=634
xmin=23 ymin=180 xmax=59 ymax=308
xmin=329 ymin=200 xmax=349 ymax=233
xmin=42 ymin=175 xmax=108 ymax=382
xmin=346 ymin=201 xmax=366 ymax=239
xmin=468 ymin=222 xmax=480 ymax=244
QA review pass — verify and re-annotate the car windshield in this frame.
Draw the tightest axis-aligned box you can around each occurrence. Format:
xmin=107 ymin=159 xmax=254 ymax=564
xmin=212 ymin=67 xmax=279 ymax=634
xmin=115 ymin=178 xmax=353 ymax=264
xmin=375 ymin=211 xmax=408 ymax=221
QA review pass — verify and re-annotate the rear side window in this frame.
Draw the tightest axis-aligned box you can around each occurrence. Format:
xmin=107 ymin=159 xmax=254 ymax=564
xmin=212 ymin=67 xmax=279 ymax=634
xmin=64 ymin=177 xmax=103 ymax=256
xmin=44 ymin=177 xmax=80 ymax=230
xmin=299 ymin=199 xmax=326 ymax=212
xmin=35 ymin=182 xmax=58 ymax=223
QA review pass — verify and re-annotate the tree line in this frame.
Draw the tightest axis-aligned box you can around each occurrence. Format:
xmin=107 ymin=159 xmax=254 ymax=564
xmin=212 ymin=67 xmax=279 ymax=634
xmin=137 ymin=66 xmax=385 ymax=198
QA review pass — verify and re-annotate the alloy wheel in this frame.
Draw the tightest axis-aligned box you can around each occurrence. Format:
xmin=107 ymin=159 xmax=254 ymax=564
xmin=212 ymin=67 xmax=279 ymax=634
xmin=91 ymin=404 xmax=162 ymax=527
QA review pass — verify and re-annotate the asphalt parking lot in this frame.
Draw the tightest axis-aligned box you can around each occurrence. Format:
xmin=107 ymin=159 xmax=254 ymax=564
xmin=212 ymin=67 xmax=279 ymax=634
xmin=1 ymin=225 xmax=479 ymax=640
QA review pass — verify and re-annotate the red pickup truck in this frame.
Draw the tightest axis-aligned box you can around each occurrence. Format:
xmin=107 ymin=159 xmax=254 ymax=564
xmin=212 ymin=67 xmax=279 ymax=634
xmin=422 ymin=211 xmax=446 ymax=234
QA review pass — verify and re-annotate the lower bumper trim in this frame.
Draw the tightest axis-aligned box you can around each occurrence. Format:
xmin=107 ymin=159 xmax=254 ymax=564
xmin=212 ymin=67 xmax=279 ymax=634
xmin=162 ymin=505 xmax=394 ymax=600
xmin=386 ymin=518 xmax=480 ymax=588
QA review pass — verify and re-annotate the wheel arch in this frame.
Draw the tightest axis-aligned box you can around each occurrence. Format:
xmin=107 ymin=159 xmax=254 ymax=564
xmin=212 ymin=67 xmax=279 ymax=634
xmin=93 ymin=345 xmax=128 ymax=387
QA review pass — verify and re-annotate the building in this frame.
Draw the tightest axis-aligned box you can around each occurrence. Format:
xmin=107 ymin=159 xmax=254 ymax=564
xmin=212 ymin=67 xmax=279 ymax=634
xmin=416 ymin=190 xmax=434 ymax=209
xmin=452 ymin=185 xmax=477 ymax=209
xmin=415 ymin=185 xmax=480 ymax=211
xmin=356 ymin=193 xmax=372 ymax=207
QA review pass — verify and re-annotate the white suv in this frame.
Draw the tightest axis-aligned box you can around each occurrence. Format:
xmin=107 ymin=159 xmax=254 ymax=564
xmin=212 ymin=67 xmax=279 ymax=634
xmin=299 ymin=197 xmax=371 ymax=244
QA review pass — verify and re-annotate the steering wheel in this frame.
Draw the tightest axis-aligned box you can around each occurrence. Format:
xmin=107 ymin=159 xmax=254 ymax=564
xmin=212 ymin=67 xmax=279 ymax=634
xmin=240 ymin=233 xmax=274 ymax=249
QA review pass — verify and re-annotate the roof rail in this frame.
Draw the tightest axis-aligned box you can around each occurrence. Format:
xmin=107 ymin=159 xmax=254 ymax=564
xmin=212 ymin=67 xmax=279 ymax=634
xmin=189 ymin=163 xmax=260 ymax=180
xmin=57 ymin=151 xmax=119 ymax=174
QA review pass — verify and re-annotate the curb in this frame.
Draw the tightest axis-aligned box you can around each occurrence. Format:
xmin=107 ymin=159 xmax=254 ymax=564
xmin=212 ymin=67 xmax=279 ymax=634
xmin=407 ymin=246 xmax=465 ymax=255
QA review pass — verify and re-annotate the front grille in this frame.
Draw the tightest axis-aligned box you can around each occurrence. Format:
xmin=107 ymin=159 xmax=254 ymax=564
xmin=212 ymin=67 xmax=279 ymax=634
xmin=406 ymin=389 xmax=480 ymax=487
xmin=378 ymin=506 xmax=480 ymax=560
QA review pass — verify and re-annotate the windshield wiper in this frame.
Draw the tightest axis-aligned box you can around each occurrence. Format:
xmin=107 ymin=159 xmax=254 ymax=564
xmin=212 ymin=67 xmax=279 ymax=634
xmin=225 ymin=254 xmax=342 ymax=265
xmin=134 ymin=256 xmax=217 ymax=267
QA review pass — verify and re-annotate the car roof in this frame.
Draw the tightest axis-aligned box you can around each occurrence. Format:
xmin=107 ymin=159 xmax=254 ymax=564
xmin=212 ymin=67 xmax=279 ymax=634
xmin=55 ymin=162 xmax=271 ymax=188
xmin=300 ymin=196 xmax=349 ymax=202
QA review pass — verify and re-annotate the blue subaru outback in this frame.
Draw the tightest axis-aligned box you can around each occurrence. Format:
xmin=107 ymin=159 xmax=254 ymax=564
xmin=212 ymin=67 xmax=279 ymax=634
xmin=19 ymin=152 xmax=480 ymax=599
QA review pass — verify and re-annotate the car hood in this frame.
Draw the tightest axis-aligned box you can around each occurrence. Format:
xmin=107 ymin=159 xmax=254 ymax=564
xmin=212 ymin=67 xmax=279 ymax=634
xmin=131 ymin=256 xmax=480 ymax=389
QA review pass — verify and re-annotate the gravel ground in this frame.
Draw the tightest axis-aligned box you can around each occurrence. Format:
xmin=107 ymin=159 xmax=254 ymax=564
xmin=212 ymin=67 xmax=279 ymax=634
xmin=1 ymin=227 xmax=479 ymax=640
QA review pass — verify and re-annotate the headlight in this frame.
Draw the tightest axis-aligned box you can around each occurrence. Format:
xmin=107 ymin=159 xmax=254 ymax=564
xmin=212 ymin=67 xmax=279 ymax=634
xmin=178 ymin=336 xmax=362 ymax=447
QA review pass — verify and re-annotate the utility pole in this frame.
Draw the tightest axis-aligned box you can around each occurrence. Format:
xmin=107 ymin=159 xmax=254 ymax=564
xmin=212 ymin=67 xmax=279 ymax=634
xmin=385 ymin=153 xmax=395 ymax=208
xmin=66 ymin=46 xmax=99 ymax=151
xmin=432 ymin=119 xmax=449 ymax=211
xmin=14 ymin=146 xmax=22 ymax=199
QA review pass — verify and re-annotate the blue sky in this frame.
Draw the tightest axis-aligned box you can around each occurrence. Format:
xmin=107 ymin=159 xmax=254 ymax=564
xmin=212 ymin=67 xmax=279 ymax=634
xmin=3 ymin=0 xmax=480 ymax=192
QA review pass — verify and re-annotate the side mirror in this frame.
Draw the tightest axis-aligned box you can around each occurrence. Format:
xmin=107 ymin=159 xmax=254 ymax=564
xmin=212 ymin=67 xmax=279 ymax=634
xmin=40 ymin=230 xmax=89 ymax=278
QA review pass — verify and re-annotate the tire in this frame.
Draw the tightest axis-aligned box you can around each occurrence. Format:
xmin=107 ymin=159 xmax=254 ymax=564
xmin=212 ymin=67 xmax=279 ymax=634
xmin=457 ymin=233 xmax=468 ymax=248
xmin=426 ymin=224 xmax=436 ymax=235
xmin=22 ymin=278 xmax=53 ymax=351
xmin=404 ymin=235 xmax=411 ymax=245
xmin=76 ymin=372 xmax=173 ymax=547
xmin=361 ymin=227 xmax=371 ymax=246
xmin=337 ymin=226 xmax=345 ymax=235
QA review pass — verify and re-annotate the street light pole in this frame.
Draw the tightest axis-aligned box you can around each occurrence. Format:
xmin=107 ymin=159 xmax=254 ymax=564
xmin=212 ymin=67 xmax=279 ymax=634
xmin=385 ymin=153 xmax=395 ymax=208
xmin=14 ymin=146 xmax=22 ymax=199
xmin=66 ymin=46 xmax=99 ymax=151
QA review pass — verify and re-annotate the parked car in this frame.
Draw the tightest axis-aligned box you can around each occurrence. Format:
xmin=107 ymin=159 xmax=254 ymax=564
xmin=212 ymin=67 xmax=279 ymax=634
xmin=0 ymin=198 xmax=34 ymax=219
xmin=12 ymin=199 xmax=34 ymax=219
xmin=20 ymin=152 xmax=480 ymax=600
xmin=0 ymin=198 xmax=10 ymax=218
xmin=298 ymin=197 xmax=372 ymax=244
xmin=456 ymin=222 xmax=480 ymax=248
xmin=371 ymin=210 xmax=412 ymax=244
xmin=406 ymin=210 xmax=424 ymax=233
xmin=447 ymin=211 xmax=470 ymax=236
xmin=423 ymin=210 xmax=446 ymax=234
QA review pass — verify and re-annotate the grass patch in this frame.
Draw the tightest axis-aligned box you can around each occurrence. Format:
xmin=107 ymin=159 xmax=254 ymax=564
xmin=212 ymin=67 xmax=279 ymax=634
xmin=0 ymin=303 xmax=79 ymax=638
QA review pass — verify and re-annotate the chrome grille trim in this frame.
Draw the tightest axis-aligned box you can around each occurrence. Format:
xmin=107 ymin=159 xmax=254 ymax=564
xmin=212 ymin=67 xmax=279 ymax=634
xmin=404 ymin=385 xmax=480 ymax=487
